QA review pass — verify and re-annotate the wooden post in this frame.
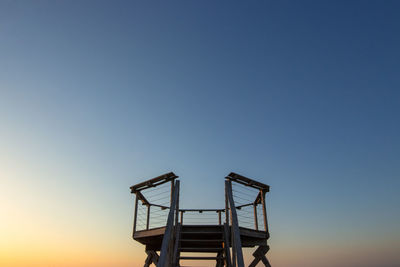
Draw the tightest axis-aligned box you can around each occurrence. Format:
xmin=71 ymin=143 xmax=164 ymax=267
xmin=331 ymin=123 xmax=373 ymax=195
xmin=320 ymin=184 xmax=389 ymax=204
xmin=144 ymin=250 xmax=160 ymax=267
xmin=253 ymin=203 xmax=258 ymax=231
xmin=225 ymin=180 xmax=244 ymax=267
xmin=133 ymin=193 xmax=139 ymax=234
xmin=223 ymin=223 xmax=232 ymax=267
xmin=225 ymin=186 xmax=230 ymax=226
xmin=172 ymin=223 xmax=181 ymax=267
xmin=180 ymin=211 xmax=183 ymax=225
xmin=175 ymin=182 xmax=179 ymax=226
xmin=218 ymin=211 xmax=222 ymax=225
xmin=170 ymin=180 xmax=174 ymax=204
xmin=260 ymin=190 xmax=268 ymax=233
xmin=158 ymin=180 xmax=180 ymax=267
xmin=146 ymin=205 xmax=150 ymax=230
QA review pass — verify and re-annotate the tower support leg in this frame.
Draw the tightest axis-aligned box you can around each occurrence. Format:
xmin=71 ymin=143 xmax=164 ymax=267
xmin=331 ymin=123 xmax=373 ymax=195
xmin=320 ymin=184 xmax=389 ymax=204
xmin=248 ymin=245 xmax=271 ymax=267
xmin=215 ymin=251 xmax=224 ymax=267
xmin=143 ymin=250 xmax=159 ymax=267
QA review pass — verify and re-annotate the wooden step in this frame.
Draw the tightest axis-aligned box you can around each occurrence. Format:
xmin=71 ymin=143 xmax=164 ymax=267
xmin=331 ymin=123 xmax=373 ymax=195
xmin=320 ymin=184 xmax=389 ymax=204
xmin=180 ymin=239 xmax=223 ymax=242
xmin=180 ymin=256 xmax=224 ymax=260
xmin=181 ymin=231 xmax=222 ymax=234
xmin=180 ymin=247 xmax=223 ymax=252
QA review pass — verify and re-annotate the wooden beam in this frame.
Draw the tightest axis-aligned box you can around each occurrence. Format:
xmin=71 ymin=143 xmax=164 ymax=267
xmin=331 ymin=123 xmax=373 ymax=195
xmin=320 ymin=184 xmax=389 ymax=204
xmin=179 ymin=208 xmax=224 ymax=212
xmin=226 ymin=172 xmax=269 ymax=191
xmin=133 ymin=226 xmax=166 ymax=239
xmin=150 ymin=203 xmax=169 ymax=210
xmin=248 ymin=245 xmax=270 ymax=267
xmin=130 ymin=172 xmax=178 ymax=193
xmin=235 ymin=203 xmax=254 ymax=209
xmin=144 ymin=250 xmax=160 ymax=267
xmin=136 ymin=191 xmax=150 ymax=206
xmin=254 ymin=191 xmax=262 ymax=205
xmin=144 ymin=253 xmax=152 ymax=267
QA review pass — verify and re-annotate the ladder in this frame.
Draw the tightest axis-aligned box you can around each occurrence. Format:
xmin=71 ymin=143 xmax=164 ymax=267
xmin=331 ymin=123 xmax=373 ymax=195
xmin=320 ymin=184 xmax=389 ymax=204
xmin=175 ymin=225 xmax=229 ymax=266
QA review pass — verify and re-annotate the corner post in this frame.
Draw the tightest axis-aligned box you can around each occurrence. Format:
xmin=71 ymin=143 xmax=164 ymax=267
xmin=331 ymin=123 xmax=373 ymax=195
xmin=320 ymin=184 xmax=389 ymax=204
xmin=261 ymin=190 xmax=268 ymax=233
xmin=253 ymin=203 xmax=259 ymax=231
xmin=146 ymin=204 xmax=150 ymax=230
xmin=133 ymin=193 xmax=139 ymax=234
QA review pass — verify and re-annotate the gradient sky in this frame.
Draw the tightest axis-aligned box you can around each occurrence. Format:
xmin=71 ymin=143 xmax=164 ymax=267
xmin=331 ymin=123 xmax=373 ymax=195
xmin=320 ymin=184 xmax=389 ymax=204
xmin=1 ymin=1 xmax=399 ymax=266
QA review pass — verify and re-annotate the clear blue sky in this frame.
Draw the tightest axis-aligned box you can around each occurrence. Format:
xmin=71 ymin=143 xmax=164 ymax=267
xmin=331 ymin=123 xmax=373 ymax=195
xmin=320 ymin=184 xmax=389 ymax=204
xmin=1 ymin=1 xmax=399 ymax=266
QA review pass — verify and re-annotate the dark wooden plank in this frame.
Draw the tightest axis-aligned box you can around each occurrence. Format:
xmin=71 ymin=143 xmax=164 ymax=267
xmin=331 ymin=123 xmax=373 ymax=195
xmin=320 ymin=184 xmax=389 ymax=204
xmin=236 ymin=203 xmax=254 ymax=209
xmin=239 ymin=227 xmax=268 ymax=239
xmin=150 ymin=203 xmax=169 ymax=210
xmin=226 ymin=172 xmax=269 ymax=191
xmin=130 ymin=172 xmax=178 ymax=192
xmin=135 ymin=190 xmax=150 ymax=205
xmin=180 ymin=256 xmax=223 ymax=260
xmin=133 ymin=227 xmax=166 ymax=239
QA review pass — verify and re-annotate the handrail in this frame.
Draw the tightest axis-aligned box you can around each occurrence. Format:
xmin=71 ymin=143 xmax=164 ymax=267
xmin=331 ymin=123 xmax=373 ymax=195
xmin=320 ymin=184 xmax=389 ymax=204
xmin=157 ymin=180 xmax=180 ymax=267
xmin=225 ymin=180 xmax=244 ymax=267
xmin=132 ymin=174 xmax=268 ymax=233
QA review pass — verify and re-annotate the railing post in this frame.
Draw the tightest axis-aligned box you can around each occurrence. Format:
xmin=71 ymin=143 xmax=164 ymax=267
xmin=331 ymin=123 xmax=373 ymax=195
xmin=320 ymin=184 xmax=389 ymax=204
xmin=218 ymin=211 xmax=222 ymax=225
xmin=180 ymin=211 xmax=183 ymax=225
xmin=175 ymin=182 xmax=179 ymax=226
xmin=225 ymin=185 xmax=230 ymax=226
xmin=253 ymin=203 xmax=258 ymax=231
xmin=261 ymin=190 xmax=268 ymax=233
xmin=133 ymin=193 xmax=139 ymax=234
xmin=170 ymin=180 xmax=174 ymax=204
xmin=146 ymin=204 xmax=150 ymax=230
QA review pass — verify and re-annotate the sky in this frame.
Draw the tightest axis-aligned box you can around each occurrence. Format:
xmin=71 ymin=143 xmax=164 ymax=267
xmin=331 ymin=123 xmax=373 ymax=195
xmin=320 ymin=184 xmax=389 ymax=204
xmin=1 ymin=0 xmax=399 ymax=266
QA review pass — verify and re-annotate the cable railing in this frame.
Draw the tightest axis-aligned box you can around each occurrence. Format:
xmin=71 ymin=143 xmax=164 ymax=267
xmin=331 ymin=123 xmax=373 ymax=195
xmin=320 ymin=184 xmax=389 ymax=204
xmin=179 ymin=209 xmax=225 ymax=225
xmin=231 ymin=180 xmax=269 ymax=232
xmin=131 ymin=173 xmax=269 ymax=234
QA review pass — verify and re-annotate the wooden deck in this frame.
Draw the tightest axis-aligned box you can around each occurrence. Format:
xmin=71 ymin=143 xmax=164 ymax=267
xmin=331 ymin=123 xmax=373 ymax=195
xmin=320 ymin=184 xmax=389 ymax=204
xmin=134 ymin=225 xmax=269 ymax=251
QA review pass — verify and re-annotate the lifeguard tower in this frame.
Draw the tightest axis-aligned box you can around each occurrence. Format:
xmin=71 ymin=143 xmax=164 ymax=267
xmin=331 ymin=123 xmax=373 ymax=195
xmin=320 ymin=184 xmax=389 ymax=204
xmin=130 ymin=172 xmax=272 ymax=267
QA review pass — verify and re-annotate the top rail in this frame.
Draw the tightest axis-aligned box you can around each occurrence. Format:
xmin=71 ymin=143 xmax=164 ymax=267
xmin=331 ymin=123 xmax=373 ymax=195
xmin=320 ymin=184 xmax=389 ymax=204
xmin=130 ymin=172 xmax=178 ymax=192
xmin=226 ymin=172 xmax=269 ymax=191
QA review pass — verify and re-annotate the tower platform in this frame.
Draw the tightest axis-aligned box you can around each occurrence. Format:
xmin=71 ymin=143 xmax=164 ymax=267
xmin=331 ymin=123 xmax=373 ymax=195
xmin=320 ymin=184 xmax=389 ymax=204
xmin=130 ymin=172 xmax=272 ymax=267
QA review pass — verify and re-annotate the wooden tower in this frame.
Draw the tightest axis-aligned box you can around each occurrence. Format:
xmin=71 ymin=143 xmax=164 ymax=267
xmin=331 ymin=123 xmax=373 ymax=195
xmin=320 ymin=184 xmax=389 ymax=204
xmin=130 ymin=172 xmax=272 ymax=267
